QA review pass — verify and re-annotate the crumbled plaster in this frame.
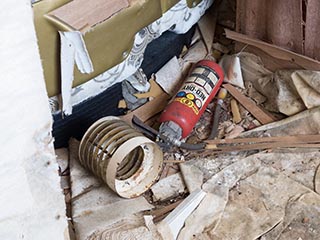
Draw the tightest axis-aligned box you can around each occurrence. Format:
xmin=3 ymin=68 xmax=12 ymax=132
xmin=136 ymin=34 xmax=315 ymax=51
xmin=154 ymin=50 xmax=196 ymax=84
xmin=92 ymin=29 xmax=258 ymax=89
xmin=0 ymin=0 xmax=68 ymax=239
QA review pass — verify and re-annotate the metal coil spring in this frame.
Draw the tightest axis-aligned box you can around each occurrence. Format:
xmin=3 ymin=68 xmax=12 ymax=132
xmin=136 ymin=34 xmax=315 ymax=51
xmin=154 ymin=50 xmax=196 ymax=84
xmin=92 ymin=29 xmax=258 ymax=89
xmin=79 ymin=116 xmax=163 ymax=198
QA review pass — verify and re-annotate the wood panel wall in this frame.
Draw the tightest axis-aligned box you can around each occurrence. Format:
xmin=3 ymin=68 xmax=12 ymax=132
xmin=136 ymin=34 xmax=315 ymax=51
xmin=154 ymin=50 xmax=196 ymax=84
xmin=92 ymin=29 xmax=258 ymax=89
xmin=236 ymin=0 xmax=320 ymax=60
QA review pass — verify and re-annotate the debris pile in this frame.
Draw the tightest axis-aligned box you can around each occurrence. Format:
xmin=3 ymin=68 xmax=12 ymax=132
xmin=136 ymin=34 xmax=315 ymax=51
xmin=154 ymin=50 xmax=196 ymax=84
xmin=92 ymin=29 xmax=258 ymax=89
xmin=55 ymin=1 xmax=320 ymax=239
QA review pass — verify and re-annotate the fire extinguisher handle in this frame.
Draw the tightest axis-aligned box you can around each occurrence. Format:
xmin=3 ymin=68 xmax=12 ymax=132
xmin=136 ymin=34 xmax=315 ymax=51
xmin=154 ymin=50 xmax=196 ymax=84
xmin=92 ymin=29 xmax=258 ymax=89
xmin=208 ymin=103 xmax=222 ymax=140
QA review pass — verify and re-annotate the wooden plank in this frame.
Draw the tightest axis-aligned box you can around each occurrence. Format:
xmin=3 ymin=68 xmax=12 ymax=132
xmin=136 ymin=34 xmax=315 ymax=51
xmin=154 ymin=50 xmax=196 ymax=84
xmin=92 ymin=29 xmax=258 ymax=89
xmin=305 ymin=0 xmax=320 ymax=61
xmin=48 ymin=0 xmax=129 ymax=32
xmin=223 ymin=84 xmax=275 ymax=125
xmin=207 ymin=142 xmax=320 ymax=153
xmin=205 ymin=134 xmax=320 ymax=145
xmin=235 ymin=44 xmax=302 ymax=71
xmin=205 ymin=134 xmax=320 ymax=153
xmin=121 ymin=92 xmax=170 ymax=124
xmin=225 ymin=29 xmax=320 ymax=71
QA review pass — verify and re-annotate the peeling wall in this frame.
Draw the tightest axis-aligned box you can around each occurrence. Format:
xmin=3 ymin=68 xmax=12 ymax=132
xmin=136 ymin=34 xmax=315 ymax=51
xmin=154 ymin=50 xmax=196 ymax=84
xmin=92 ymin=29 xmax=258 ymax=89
xmin=0 ymin=0 xmax=68 ymax=239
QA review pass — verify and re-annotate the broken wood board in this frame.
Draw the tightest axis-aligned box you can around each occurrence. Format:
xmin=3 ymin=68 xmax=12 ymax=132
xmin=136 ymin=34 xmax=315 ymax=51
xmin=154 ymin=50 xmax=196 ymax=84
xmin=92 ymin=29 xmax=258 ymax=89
xmin=206 ymin=142 xmax=320 ymax=154
xmin=149 ymin=200 xmax=183 ymax=223
xmin=230 ymin=99 xmax=241 ymax=123
xmin=225 ymin=29 xmax=320 ymax=71
xmin=206 ymin=134 xmax=320 ymax=145
xmin=121 ymin=92 xmax=170 ymax=124
xmin=48 ymin=0 xmax=129 ymax=32
xmin=223 ymin=84 xmax=275 ymax=124
xmin=205 ymin=134 xmax=320 ymax=153
xmin=237 ymin=47 xmax=299 ymax=73
xmin=182 ymin=40 xmax=208 ymax=63
xmin=68 ymin=139 xmax=153 ymax=240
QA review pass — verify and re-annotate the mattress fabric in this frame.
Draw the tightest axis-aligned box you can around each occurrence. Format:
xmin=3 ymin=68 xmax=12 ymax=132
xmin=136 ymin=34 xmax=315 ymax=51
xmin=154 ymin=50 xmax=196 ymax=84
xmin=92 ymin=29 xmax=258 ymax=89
xmin=49 ymin=0 xmax=214 ymax=114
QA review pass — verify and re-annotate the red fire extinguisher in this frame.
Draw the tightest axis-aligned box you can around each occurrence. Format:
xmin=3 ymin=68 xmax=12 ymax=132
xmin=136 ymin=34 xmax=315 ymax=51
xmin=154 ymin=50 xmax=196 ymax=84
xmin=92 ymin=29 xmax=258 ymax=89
xmin=159 ymin=60 xmax=224 ymax=142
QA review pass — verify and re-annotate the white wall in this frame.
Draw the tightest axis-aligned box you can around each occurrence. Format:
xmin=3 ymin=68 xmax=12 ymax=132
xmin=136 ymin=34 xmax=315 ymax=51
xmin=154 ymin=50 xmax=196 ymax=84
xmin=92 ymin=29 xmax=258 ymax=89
xmin=0 ymin=1 xmax=68 ymax=239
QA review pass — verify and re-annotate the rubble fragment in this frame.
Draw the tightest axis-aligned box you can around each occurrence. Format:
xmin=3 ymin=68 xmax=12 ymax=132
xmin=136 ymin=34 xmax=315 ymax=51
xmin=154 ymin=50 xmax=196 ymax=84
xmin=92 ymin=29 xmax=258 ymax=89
xmin=155 ymin=57 xmax=182 ymax=96
xmin=179 ymin=164 xmax=204 ymax=193
xmin=219 ymin=54 xmax=245 ymax=89
xmin=151 ymin=173 xmax=186 ymax=202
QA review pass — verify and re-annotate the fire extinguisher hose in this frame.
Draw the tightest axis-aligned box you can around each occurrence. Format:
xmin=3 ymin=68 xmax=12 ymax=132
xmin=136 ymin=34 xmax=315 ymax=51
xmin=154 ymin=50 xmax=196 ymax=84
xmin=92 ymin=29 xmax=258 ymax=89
xmin=132 ymin=115 xmax=206 ymax=150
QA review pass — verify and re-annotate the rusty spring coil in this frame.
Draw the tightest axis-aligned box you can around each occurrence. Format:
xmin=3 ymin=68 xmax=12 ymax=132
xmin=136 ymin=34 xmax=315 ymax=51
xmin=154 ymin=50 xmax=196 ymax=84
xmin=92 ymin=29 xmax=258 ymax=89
xmin=79 ymin=116 xmax=163 ymax=198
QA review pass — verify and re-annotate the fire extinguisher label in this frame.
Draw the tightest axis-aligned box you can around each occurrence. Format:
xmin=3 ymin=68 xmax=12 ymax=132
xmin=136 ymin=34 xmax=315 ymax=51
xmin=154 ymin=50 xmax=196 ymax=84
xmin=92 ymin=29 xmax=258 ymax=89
xmin=174 ymin=65 xmax=219 ymax=115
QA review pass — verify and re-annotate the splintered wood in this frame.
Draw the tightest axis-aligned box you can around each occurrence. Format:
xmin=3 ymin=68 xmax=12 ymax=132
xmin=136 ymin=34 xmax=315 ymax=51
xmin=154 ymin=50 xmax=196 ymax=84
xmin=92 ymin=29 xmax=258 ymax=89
xmin=48 ymin=0 xmax=129 ymax=32
xmin=205 ymin=134 xmax=320 ymax=153
xmin=225 ymin=29 xmax=320 ymax=71
xmin=223 ymin=83 xmax=275 ymax=125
